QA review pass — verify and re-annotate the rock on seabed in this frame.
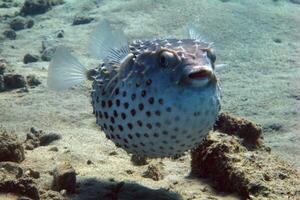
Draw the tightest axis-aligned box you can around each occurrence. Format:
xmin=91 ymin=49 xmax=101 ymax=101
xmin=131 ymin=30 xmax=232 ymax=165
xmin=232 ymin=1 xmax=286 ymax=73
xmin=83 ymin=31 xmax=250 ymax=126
xmin=192 ymin=114 xmax=300 ymax=199
xmin=0 ymin=129 xmax=25 ymax=163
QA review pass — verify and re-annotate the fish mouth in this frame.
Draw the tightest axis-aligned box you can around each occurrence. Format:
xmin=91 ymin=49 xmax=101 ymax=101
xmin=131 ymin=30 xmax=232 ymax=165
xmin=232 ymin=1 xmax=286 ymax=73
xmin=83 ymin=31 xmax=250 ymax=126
xmin=184 ymin=66 xmax=216 ymax=87
xmin=188 ymin=69 xmax=212 ymax=79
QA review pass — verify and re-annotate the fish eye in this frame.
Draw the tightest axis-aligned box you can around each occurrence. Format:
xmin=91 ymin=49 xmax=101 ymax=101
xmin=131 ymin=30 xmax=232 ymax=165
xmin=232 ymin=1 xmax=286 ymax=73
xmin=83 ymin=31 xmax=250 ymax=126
xmin=158 ymin=50 xmax=179 ymax=68
xmin=206 ymin=49 xmax=216 ymax=63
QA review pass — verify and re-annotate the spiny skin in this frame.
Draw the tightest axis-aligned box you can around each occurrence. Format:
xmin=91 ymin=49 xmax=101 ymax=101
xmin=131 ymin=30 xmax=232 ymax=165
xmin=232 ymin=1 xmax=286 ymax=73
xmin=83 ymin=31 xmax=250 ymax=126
xmin=91 ymin=39 xmax=221 ymax=157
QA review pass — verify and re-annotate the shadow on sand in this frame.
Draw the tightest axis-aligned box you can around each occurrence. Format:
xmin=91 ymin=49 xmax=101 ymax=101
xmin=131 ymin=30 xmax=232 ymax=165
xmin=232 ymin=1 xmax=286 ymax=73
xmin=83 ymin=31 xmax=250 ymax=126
xmin=70 ymin=177 xmax=183 ymax=200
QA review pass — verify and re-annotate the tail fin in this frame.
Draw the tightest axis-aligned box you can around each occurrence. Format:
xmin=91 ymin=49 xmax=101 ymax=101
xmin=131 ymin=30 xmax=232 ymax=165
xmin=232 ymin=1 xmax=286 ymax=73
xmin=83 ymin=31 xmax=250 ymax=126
xmin=47 ymin=47 xmax=88 ymax=91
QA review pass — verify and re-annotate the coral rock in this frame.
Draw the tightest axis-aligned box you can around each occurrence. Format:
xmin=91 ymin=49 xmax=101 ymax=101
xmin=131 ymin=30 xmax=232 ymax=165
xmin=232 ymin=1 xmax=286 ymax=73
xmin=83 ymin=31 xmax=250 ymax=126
xmin=52 ymin=162 xmax=76 ymax=193
xmin=214 ymin=112 xmax=262 ymax=149
xmin=191 ymin=131 xmax=300 ymax=199
xmin=0 ymin=129 xmax=25 ymax=163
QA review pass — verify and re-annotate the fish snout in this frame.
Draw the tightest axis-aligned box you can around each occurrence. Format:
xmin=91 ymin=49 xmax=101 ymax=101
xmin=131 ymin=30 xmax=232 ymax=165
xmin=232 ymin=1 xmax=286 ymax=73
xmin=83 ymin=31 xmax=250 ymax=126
xmin=181 ymin=65 xmax=217 ymax=87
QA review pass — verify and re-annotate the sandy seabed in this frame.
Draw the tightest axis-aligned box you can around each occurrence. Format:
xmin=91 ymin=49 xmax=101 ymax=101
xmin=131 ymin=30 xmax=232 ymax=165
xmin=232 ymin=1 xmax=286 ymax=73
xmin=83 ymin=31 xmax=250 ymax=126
xmin=0 ymin=0 xmax=300 ymax=199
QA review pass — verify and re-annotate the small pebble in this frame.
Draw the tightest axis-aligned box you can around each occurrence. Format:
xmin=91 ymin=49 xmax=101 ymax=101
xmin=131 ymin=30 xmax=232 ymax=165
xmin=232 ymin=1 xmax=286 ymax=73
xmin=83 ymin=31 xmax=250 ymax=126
xmin=86 ymin=160 xmax=93 ymax=165
xmin=56 ymin=30 xmax=64 ymax=38
xmin=290 ymin=0 xmax=300 ymax=4
xmin=52 ymin=162 xmax=76 ymax=193
xmin=26 ymin=75 xmax=41 ymax=87
xmin=125 ymin=169 xmax=134 ymax=174
xmin=60 ymin=189 xmax=67 ymax=196
xmin=21 ymin=0 xmax=51 ymax=16
xmin=273 ymin=38 xmax=282 ymax=43
xmin=0 ymin=60 xmax=6 ymax=75
xmin=130 ymin=154 xmax=148 ymax=166
xmin=72 ymin=15 xmax=94 ymax=25
xmin=9 ymin=17 xmax=34 ymax=31
xmin=109 ymin=151 xmax=118 ymax=156
xmin=3 ymin=29 xmax=16 ymax=40
xmin=3 ymin=74 xmax=27 ymax=90
xmin=39 ymin=132 xmax=61 ymax=146
xmin=49 ymin=146 xmax=59 ymax=152
xmin=27 ymin=19 xmax=34 ymax=28
xmin=25 ymin=169 xmax=40 ymax=179
xmin=10 ymin=17 xmax=27 ymax=31
xmin=142 ymin=164 xmax=164 ymax=181
xmin=23 ymin=54 xmax=39 ymax=64
xmin=0 ymin=75 xmax=5 ymax=92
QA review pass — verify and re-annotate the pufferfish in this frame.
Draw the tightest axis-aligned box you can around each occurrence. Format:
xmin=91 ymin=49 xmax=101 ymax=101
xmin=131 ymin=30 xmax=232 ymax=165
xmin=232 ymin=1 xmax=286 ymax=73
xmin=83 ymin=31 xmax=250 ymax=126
xmin=47 ymin=20 xmax=224 ymax=157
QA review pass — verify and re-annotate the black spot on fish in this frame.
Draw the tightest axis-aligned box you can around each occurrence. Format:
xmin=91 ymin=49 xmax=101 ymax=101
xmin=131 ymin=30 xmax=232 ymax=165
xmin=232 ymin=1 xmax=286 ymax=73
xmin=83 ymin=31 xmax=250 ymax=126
xmin=135 ymin=132 xmax=141 ymax=138
xmin=136 ymin=81 xmax=141 ymax=87
xmin=138 ymin=103 xmax=144 ymax=110
xmin=115 ymin=88 xmax=119 ymax=95
xmin=146 ymin=79 xmax=152 ymax=86
xmin=101 ymin=101 xmax=106 ymax=108
xmin=158 ymin=98 xmax=164 ymax=105
xmin=113 ymin=110 xmax=118 ymax=117
xmin=104 ymin=112 xmax=109 ymax=119
xmin=110 ymin=117 xmax=115 ymax=124
xmin=155 ymin=110 xmax=161 ymax=116
xmin=137 ymin=120 xmax=143 ymax=127
xmin=109 ymin=125 xmax=114 ymax=132
xmin=118 ymin=125 xmax=124 ymax=131
xmin=127 ymin=123 xmax=133 ymax=130
xmin=103 ymin=123 xmax=107 ymax=130
xmin=146 ymin=111 xmax=151 ymax=117
xmin=163 ymin=131 xmax=168 ymax=135
xmin=146 ymin=123 xmax=152 ymax=129
xmin=148 ymin=97 xmax=154 ymax=104
xmin=124 ymin=102 xmax=129 ymax=109
xmin=131 ymin=93 xmax=136 ymax=100
xmin=155 ymin=122 xmax=161 ymax=127
xmin=108 ymin=100 xmax=113 ymax=107
xmin=141 ymin=90 xmax=146 ymax=97
xmin=116 ymin=99 xmax=120 ymax=107
xmin=130 ymin=109 xmax=136 ymax=116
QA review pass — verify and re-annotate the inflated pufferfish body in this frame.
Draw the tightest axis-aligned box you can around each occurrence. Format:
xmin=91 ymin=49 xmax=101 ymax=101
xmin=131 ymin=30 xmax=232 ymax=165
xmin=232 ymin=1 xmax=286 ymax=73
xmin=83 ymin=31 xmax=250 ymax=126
xmin=47 ymin=21 xmax=222 ymax=157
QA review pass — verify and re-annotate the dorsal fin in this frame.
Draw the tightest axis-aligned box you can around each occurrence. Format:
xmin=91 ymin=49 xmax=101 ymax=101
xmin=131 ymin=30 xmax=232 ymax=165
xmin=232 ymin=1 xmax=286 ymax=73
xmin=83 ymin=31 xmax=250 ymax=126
xmin=188 ymin=24 xmax=213 ymax=47
xmin=88 ymin=20 xmax=130 ymax=64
